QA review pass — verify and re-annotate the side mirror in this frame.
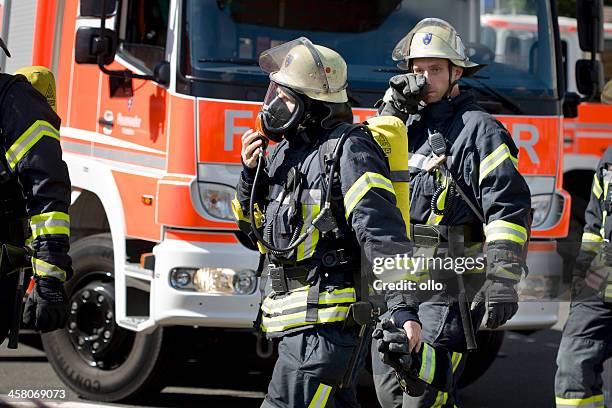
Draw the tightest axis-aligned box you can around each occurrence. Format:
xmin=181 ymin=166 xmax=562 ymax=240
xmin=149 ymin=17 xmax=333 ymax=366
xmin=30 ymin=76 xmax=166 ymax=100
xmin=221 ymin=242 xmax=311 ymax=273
xmin=153 ymin=61 xmax=171 ymax=86
xmin=75 ymin=27 xmax=117 ymax=65
xmin=562 ymin=92 xmax=580 ymax=118
xmin=576 ymin=0 xmax=604 ymax=53
xmin=80 ymin=0 xmax=117 ymax=18
xmin=575 ymin=59 xmax=604 ymax=98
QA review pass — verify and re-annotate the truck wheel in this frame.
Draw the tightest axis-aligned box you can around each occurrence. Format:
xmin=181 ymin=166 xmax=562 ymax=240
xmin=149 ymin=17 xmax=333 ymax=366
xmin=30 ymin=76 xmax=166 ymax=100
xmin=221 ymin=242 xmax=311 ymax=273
xmin=41 ymin=234 xmax=171 ymax=402
xmin=458 ymin=331 xmax=505 ymax=388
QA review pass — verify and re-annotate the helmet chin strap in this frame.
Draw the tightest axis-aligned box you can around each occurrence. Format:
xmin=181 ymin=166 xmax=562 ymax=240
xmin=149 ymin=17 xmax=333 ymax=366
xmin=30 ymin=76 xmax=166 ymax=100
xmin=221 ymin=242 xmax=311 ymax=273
xmin=444 ymin=60 xmax=460 ymax=101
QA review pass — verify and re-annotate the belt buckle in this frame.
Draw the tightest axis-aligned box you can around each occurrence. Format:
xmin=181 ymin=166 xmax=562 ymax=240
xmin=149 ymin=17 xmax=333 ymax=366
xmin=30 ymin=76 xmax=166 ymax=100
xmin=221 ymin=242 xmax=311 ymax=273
xmin=322 ymin=249 xmax=348 ymax=268
xmin=413 ymin=225 xmax=441 ymax=247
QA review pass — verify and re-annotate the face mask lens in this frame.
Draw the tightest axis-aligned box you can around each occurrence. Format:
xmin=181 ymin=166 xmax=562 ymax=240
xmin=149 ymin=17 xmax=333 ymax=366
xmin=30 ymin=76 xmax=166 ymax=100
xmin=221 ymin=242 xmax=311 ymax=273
xmin=262 ymin=83 xmax=300 ymax=131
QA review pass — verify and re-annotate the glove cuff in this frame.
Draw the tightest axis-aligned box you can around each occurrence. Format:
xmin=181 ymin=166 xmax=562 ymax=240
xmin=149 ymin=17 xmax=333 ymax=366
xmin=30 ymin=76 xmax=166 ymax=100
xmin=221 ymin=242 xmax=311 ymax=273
xmin=486 ymin=242 xmax=524 ymax=283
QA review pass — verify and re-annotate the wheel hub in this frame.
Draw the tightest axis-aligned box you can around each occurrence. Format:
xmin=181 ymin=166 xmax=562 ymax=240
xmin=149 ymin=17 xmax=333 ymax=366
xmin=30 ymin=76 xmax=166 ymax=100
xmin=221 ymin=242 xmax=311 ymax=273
xmin=67 ymin=282 xmax=116 ymax=363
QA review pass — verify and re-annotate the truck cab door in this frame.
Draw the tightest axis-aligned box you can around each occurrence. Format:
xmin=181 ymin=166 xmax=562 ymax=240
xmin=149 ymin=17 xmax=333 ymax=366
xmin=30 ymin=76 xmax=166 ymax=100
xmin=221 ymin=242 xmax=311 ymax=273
xmin=97 ymin=0 xmax=170 ymax=164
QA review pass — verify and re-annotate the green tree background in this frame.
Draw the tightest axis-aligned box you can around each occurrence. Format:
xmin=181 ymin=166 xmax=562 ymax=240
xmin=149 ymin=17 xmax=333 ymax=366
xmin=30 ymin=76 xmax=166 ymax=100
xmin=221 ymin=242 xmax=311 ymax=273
xmin=557 ymin=0 xmax=612 ymax=18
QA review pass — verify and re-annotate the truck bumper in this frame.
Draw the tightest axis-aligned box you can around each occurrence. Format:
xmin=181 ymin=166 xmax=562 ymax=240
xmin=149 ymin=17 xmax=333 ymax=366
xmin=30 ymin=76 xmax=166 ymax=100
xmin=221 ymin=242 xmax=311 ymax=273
xmin=502 ymin=242 xmax=562 ymax=330
xmin=150 ymin=237 xmax=261 ymax=328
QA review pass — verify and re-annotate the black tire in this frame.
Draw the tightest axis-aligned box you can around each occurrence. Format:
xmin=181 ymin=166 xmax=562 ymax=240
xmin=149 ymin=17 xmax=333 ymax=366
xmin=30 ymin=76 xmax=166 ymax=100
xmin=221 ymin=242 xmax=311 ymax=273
xmin=458 ymin=330 xmax=505 ymax=388
xmin=41 ymin=234 xmax=172 ymax=402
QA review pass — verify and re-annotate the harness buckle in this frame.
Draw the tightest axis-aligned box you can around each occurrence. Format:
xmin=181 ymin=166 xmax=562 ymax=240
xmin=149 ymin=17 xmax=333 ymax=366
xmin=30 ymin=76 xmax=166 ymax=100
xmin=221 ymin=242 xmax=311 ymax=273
xmin=321 ymin=249 xmax=349 ymax=268
xmin=268 ymin=264 xmax=288 ymax=294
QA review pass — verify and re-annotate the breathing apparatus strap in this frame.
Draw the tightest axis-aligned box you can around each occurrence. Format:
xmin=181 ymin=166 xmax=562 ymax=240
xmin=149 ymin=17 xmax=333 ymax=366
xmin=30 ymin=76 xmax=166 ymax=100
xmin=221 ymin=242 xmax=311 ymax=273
xmin=249 ymin=125 xmax=361 ymax=255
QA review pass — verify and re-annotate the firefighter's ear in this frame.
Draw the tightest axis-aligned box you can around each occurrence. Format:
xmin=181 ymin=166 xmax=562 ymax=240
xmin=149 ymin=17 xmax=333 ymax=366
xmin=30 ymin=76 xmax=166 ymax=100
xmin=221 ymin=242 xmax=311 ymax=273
xmin=452 ymin=66 xmax=463 ymax=82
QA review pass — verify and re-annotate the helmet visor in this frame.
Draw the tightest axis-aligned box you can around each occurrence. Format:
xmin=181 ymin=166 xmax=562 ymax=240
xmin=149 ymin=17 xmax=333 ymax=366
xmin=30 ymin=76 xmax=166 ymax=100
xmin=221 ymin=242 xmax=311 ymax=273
xmin=392 ymin=18 xmax=462 ymax=63
xmin=261 ymin=82 xmax=304 ymax=133
xmin=258 ymin=36 xmax=331 ymax=94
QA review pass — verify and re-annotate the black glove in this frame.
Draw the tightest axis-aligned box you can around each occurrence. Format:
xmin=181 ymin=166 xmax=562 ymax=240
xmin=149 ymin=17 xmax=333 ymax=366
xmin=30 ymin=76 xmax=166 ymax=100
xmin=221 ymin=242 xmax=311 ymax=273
xmin=22 ymin=277 xmax=69 ymax=333
xmin=377 ymin=74 xmax=427 ymax=120
xmin=471 ymin=279 xmax=518 ymax=329
xmin=372 ymin=319 xmax=425 ymax=397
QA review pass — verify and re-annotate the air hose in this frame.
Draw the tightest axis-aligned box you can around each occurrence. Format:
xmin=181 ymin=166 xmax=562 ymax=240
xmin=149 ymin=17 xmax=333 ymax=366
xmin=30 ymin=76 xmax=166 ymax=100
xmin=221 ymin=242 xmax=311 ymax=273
xmin=249 ymin=126 xmax=356 ymax=254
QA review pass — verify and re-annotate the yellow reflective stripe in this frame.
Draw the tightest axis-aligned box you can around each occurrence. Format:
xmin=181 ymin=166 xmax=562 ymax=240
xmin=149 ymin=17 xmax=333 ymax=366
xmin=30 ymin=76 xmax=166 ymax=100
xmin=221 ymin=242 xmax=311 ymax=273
xmin=5 ymin=120 xmax=60 ymax=169
xmin=418 ymin=343 xmax=436 ymax=384
xmin=582 ymin=232 xmax=604 ymax=243
xmin=426 ymin=173 xmax=449 ymax=226
xmin=431 ymin=390 xmax=449 ymax=408
xmin=555 ymin=394 xmax=604 ymax=407
xmin=485 ymin=220 xmax=528 ymax=245
xmin=32 ymin=257 xmax=66 ymax=281
xmin=30 ymin=211 xmax=70 ymax=240
xmin=261 ymin=306 xmax=350 ymax=333
xmin=511 ymin=155 xmax=519 ymax=169
xmin=308 ymin=383 xmax=332 ymax=408
xmin=261 ymin=288 xmax=356 ymax=315
xmin=231 ymin=197 xmax=249 ymax=223
xmin=344 ymin=172 xmax=395 ymax=219
xmin=297 ymin=204 xmax=321 ymax=261
xmin=492 ymin=266 xmax=521 ymax=282
xmin=231 ymin=197 xmax=264 ymax=228
xmin=592 ymin=173 xmax=603 ymax=199
xmin=451 ymin=352 xmax=463 ymax=373
xmin=479 ymin=143 xmax=517 ymax=185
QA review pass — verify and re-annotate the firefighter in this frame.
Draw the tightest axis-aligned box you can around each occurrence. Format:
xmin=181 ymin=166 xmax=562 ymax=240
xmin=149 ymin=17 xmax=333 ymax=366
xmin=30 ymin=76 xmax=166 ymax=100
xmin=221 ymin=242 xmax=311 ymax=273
xmin=372 ymin=18 xmax=532 ymax=407
xmin=602 ymin=79 xmax=612 ymax=105
xmin=0 ymin=43 xmax=71 ymax=347
xmin=233 ymin=37 xmax=422 ymax=407
xmin=554 ymin=145 xmax=612 ymax=408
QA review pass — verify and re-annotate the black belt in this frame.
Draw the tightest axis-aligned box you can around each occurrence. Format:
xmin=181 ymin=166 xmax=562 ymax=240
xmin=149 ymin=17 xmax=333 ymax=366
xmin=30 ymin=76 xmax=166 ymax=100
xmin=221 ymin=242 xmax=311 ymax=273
xmin=268 ymin=249 xmax=354 ymax=294
xmin=268 ymin=264 xmax=310 ymax=293
xmin=410 ymin=224 xmax=483 ymax=247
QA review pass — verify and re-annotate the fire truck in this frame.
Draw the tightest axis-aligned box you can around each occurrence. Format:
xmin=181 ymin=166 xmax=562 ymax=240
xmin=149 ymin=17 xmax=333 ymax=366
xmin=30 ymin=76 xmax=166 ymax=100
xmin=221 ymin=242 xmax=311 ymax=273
xmin=481 ymin=11 xmax=612 ymax=283
xmin=2 ymin=0 xmax=601 ymax=402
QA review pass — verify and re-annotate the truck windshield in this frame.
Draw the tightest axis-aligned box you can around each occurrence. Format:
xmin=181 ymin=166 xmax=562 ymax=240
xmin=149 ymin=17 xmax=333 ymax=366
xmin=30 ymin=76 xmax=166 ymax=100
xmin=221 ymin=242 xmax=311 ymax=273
xmin=182 ymin=0 xmax=557 ymax=105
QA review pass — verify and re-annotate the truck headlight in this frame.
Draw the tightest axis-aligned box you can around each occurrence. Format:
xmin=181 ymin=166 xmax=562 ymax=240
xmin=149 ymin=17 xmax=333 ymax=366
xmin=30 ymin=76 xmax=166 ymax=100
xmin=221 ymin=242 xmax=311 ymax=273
xmin=198 ymin=183 xmax=235 ymax=221
xmin=531 ymin=194 xmax=552 ymax=227
xmin=193 ymin=268 xmax=257 ymax=295
xmin=170 ymin=267 xmax=196 ymax=290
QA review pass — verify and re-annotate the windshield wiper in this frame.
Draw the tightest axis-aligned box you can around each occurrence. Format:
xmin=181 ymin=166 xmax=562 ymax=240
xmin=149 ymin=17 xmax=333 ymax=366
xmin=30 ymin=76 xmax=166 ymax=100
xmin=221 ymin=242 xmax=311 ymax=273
xmin=461 ymin=76 xmax=522 ymax=114
xmin=198 ymin=58 xmax=259 ymax=66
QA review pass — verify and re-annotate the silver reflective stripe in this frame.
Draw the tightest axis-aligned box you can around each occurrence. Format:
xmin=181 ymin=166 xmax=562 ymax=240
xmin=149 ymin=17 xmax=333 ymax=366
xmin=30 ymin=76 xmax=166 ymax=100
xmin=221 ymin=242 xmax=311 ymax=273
xmin=555 ymin=394 xmax=605 ymax=408
xmin=418 ymin=343 xmax=435 ymax=384
xmin=408 ymin=153 xmax=428 ymax=169
xmin=300 ymin=189 xmax=322 ymax=205
xmin=451 ymin=352 xmax=463 ymax=373
xmin=262 ymin=288 xmax=356 ymax=315
xmin=31 ymin=219 xmax=69 ymax=231
xmin=32 ymin=257 xmax=66 ymax=281
xmin=485 ymin=225 xmax=527 ymax=242
xmin=484 ymin=220 xmax=528 ymax=245
xmin=479 ymin=144 xmax=515 ymax=185
xmin=390 ymin=170 xmax=410 ymax=182
xmin=344 ymin=172 xmax=395 ymax=218
xmin=308 ymin=383 xmax=332 ymax=408
xmin=298 ymin=204 xmax=320 ymax=261
xmin=92 ymin=145 xmax=166 ymax=169
xmin=6 ymin=120 xmax=60 ymax=169
xmin=432 ymin=391 xmax=448 ymax=407
xmin=262 ymin=306 xmax=350 ymax=332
